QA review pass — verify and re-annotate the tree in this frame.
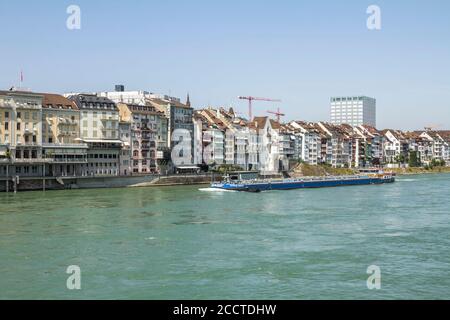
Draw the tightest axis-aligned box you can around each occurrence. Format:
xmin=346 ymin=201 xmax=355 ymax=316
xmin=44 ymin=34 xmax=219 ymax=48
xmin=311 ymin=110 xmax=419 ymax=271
xmin=408 ymin=151 xmax=421 ymax=168
xmin=430 ymin=159 xmax=445 ymax=168
xmin=394 ymin=154 xmax=406 ymax=164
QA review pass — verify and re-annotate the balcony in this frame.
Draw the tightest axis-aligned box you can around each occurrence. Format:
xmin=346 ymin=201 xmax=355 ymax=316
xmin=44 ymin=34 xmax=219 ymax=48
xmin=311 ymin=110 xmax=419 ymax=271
xmin=13 ymin=158 xmax=52 ymax=164
xmin=46 ymin=158 xmax=88 ymax=164
xmin=43 ymin=143 xmax=88 ymax=149
xmin=17 ymin=142 xmax=41 ymax=147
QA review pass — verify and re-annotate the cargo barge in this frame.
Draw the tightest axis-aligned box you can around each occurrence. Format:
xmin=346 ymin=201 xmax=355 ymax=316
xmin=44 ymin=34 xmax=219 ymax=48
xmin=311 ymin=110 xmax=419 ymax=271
xmin=211 ymin=173 xmax=395 ymax=192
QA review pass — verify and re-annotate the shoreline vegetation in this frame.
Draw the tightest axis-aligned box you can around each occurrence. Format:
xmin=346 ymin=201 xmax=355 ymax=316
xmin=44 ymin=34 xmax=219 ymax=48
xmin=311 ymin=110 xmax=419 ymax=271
xmin=289 ymin=163 xmax=450 ymax=177
xmin=389 ymin=166 xmax=450 ymax=175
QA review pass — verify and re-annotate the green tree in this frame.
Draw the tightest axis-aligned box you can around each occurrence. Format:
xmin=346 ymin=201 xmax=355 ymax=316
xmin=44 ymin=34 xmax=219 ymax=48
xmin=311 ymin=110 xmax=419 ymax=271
xmin=408 ymin=151 xmax=421 ymax=167
xmin=395 ymin=154 xmax=406 ymax=164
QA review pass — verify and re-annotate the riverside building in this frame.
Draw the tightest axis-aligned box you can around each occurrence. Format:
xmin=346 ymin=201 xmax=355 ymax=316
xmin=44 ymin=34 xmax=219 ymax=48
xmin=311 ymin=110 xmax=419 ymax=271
xmin=0 ymin=90 xmax=45 ymax=177
xmin=40 ymin=93 xmax=88 ymax=177
xmin=68 ymin=94 xmax=122 ymax=176
xmin=117 ymin=102 xmax=168 ymax=174
xmin=149 ymin=96 xmax=194 ymax=170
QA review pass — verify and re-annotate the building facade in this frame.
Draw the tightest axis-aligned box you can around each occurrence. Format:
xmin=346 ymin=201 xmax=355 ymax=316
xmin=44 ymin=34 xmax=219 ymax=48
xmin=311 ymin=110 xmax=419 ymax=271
xmin=118 ymin=102 xmax=167 ymax=174
xmin=330 ymin=96 xmax=376 ymax=127
xmin=68 ymin=94 xmax=121 ymax=176
xmin=150 ymin=97 xmax=194 ymax=170
xmin=0 ymin=90 xmax=45 ymax=178
xmin=41 ymin=93 xmax=88 ymax=177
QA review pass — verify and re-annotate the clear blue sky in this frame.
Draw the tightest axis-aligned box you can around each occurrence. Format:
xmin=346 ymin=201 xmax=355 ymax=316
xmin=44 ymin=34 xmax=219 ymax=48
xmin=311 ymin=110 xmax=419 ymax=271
xmin=1 ymin=0 xmax=449 ymax=130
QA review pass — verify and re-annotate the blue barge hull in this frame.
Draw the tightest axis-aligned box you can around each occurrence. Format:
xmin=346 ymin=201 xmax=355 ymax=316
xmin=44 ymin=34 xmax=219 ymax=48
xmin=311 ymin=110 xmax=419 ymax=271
xmin=211 ymin=175 xmax=395 ymax=192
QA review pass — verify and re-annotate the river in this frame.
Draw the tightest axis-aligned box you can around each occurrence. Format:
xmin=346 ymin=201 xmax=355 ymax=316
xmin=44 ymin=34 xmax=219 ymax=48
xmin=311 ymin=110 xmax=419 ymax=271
xmin=1 ymin=174 xmax=449 ymax=299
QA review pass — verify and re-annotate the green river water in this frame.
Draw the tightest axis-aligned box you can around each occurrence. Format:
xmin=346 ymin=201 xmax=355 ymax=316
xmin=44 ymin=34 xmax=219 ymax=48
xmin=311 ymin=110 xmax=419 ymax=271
xmin=1 ymin=174 xmax=449 ymax=299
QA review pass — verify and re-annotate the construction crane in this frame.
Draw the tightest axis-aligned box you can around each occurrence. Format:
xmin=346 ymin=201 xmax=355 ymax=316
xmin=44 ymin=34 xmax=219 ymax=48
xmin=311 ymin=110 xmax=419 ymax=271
xmin=267 ymin=107 xmax=285 ymax=123
xmin=238 ymin=96 xmax=282 ymax=121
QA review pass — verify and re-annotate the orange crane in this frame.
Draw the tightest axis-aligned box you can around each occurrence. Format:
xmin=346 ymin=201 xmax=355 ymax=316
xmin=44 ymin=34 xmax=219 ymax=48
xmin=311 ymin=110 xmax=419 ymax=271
xmin=267 ymin=107 xmax=285 ymax=123
xmin=238 ymin=96 xmax=282 ymax=121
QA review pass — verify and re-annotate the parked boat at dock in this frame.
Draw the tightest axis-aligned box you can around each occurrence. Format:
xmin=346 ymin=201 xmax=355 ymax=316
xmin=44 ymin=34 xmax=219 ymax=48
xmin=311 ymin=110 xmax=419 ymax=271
xmin=211 ymin=173 xmax=395 ymax=192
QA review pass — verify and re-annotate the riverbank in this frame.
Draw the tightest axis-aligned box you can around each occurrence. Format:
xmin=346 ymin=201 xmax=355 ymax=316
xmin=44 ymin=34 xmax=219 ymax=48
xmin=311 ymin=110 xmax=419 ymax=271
xmin=2 ymin=166 xmax=449 ymax=192
xmin=290 ymin=163 xmax=356 ymax=177
xmin=290 ymin=163 xmax=450 ymax=177
xmin=390 ymin=166 xmax=450 ymax=175
xmin=0 ymin=174 xmax=219 ymax=192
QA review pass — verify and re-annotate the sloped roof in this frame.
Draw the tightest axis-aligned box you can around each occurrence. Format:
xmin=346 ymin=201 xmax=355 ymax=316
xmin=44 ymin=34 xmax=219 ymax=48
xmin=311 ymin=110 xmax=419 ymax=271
xmin=41 ymin=93 xmax=78 ymax=110
xmin=149 ymin=98 xmax=192 ymax=109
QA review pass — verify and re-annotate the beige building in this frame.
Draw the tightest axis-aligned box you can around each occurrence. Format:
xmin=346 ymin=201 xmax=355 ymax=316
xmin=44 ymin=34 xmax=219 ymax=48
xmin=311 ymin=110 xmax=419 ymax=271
xmin=118 ymin=102 xmax=168 ymax=174
xmin=40 ymin=93 xmax=88 ymax=177
xmin=0 ymin=90 xmax=45 ymax=177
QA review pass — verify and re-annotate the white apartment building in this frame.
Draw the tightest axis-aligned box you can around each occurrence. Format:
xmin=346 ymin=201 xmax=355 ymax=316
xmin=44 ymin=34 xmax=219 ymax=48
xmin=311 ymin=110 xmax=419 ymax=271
xmin=330 ymin=96 xmax=376 ymax=127
xmin=289 ymin=121 xmax=320 ymax=165
xmin=97 ymin=86 xmax=153 ymax=106
xmin=203 ymin=129 xmax=225 ymax=165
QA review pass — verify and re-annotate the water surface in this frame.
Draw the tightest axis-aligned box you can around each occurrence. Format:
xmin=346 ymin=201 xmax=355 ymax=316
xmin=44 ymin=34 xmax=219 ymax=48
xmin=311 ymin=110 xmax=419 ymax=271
xmin=1 ymin=174 xmax=449 ymax=299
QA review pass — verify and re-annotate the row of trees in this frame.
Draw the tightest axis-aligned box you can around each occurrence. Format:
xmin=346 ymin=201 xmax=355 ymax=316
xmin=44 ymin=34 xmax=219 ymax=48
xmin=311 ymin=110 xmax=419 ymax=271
xmin=395 ymin=151 xmax=446 ymax=168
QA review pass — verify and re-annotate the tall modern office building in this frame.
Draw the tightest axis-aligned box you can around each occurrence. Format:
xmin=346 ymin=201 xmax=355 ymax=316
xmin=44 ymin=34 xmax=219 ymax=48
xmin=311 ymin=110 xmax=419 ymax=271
xmin=330 ymin=96 xmax=376 ymax=127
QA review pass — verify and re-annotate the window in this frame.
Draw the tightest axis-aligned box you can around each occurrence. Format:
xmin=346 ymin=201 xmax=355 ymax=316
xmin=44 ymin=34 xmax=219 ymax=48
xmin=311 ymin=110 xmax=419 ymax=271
xmin=17 ymin=112 xmax=21 ymax=119
xmin=17 ymin=123 xmax=21 ymax=130
xmin=5 ymin=122 xmax=9 ymax=130
xmin=5 ymin=112 xmax=9 ymax=118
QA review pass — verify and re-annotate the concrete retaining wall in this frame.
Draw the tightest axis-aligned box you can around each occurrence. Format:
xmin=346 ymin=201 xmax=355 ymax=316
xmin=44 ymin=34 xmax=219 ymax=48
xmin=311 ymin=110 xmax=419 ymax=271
xmin=0 ymin=174 xmax=218 ymax=192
